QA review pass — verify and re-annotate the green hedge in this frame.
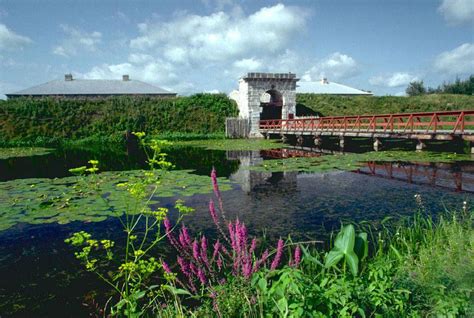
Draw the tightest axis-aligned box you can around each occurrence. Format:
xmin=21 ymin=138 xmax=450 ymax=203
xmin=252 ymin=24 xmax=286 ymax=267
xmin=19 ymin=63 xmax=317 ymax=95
xmin=0 ymin=94 xmax=238 ymax=141
xmin=296 ymin=93 xmax=474 ymax=117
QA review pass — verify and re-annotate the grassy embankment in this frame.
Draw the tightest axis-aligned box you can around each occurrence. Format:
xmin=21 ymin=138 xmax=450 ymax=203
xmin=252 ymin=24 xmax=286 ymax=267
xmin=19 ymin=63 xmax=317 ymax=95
xmin=296 ymin=93 xmax=474 ymax=116
xmin=0 ymin=94 xmax=237 ymax=147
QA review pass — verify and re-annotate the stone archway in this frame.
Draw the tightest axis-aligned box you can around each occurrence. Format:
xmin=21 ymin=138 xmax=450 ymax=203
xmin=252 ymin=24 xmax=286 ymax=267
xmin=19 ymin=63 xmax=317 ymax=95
xmin=259 ymin=88 xmax=283 ymax=121
xmin=230 ymin=72 xmax=299 ymax=137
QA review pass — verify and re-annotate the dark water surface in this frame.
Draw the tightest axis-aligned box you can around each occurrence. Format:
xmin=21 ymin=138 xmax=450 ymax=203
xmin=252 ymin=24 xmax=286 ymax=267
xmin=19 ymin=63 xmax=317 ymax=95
xmin=1 ymin=143 xmax=473 ymax=317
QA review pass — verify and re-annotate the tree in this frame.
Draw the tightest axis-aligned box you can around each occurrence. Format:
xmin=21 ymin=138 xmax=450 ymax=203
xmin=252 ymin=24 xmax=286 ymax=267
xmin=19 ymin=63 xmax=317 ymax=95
xmin=406 ymin=81 xmax=427 ymax=96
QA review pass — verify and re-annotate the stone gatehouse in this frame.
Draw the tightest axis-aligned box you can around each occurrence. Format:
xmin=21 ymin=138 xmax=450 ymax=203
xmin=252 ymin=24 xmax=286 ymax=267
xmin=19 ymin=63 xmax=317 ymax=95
xmin=229 ymin=72 xmax=299 ymax=137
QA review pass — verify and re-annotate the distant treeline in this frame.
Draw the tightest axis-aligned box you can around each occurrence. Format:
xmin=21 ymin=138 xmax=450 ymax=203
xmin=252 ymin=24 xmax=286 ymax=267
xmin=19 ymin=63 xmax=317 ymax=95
xmin=406 ymin=75 xmax=474 ymax=96
xmin=296 ymin=93 xmax=474 ymax=117
xmin=0 ymin=94 xmax=237 ymax=143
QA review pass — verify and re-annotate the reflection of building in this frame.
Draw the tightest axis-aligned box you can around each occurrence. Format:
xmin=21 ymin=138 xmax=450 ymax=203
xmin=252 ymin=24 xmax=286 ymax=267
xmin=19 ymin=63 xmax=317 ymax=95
xmin=6 ymin=74 xmax=176 ymax=99
xmin=227 ymin=150 xmax=297 ymax=193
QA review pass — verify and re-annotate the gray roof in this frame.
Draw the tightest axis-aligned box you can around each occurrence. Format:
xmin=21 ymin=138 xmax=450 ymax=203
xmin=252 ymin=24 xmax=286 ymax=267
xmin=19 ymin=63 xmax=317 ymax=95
xmin=7 ymin=79 xmax=176 ymax=96
xmin=297 ymin=80 xmax=372 ymax=95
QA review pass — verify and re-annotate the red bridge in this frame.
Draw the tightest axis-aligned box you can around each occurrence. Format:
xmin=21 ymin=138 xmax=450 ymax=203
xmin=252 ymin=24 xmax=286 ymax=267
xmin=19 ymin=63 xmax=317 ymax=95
xmin=259 ymin=110 xmax=474 ymax=151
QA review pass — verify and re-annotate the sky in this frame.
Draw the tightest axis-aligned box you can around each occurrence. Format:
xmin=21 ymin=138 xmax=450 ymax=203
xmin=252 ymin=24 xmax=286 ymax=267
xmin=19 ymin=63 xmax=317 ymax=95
xmin=0 ymin=0 xmax=473 ymax=98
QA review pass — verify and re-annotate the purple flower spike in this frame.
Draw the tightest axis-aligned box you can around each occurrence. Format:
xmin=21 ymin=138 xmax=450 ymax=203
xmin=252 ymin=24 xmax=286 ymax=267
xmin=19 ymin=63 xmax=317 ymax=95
xmin=271 ymin=239 xmax=284 ymax=270
xmin=293 ymin=246 xmax=301 ymax=267
xmin=180 ymin=224 xmax=191 ymax=247
xmin=200 ymin=236 xmax=210 ymax=267
xmin=212 ymin=240 xmax=221 ymax=260
xmin=192 ymin=240 xmax=200 ymax=261
xmin=250 ymin=238 xmax=257 ymax=254
xmin=164 ymin=218 xmax=172 ymax=234
xmin=177 ymin=256 xmax=190 ymax=277
xmin=162 ymin=261 xmax=172 ymax=274
xmin=209 ymin=199 xmax=219 ymax=225
xmin=211 ymin=167 xmax=220 ymax=197
xmin=197 ymin=268 xmax=207 ymax=285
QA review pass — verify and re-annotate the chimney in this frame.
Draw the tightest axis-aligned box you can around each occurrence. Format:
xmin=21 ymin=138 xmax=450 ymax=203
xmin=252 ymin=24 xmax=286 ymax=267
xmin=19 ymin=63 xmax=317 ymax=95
xmin=122 ymin=74 xmax=130 ymax=81
xmin=65 ymin=74 xmax=73 ymax=81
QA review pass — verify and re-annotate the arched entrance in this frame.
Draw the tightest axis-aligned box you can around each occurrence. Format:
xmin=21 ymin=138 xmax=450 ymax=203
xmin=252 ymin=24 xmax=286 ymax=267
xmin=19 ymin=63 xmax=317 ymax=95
xmin=260 ymin=88 xmax=283 ymax=121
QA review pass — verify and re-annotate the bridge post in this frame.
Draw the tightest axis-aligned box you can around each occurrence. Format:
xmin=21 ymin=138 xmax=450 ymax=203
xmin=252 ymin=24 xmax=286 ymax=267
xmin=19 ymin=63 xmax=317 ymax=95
xmin=373 ymin=138 xmax=382 ymax=151
xmin=339 ymin=136 xmax=345 ymax=149
xmin=470 ymin=141 xmax=474 ymax=154
xmin=313 ymin=136 xmax=322 ymax=147
xmin=416 ymin=139 xmax=426 ymax=151
xmin=281 ymin=134 xmax=288 ymax=143
xmin=296 ymin=135 xmax=304 ymax=146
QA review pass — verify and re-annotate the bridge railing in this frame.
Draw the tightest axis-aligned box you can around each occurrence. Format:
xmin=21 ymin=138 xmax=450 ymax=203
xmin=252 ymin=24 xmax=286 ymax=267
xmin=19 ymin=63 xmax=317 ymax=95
xmin=259 ymin=110 xmax=474 ymax=134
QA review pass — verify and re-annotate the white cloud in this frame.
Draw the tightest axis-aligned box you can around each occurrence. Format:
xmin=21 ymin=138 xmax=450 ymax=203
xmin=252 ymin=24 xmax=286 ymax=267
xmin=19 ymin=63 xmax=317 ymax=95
xmin=52 ymin=24 xmax=102 ymax=57
xmin=369 ymin=72 xmax=419 ymax=87
xmin=233 ymin=58 xmax=262 ymax=71
xmin=433 ymin=43 xmax=474 ymax=75
xmin=0 ymin=24 xmax=31 ymax=51
xmin=84 ymin=4 xmax=309 ymax=94
xmin=303 ymin=52 xmax=359 ymax=81
xmin=438 ymin=0 xmax=474 ymax=25
xmin=130 ymin=4 xmax=306 ymax=64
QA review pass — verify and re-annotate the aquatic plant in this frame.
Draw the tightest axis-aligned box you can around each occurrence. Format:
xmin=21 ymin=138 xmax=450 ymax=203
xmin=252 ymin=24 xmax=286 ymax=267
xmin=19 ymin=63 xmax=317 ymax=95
xmin=0 ymin=165 xmax=232 ymax=232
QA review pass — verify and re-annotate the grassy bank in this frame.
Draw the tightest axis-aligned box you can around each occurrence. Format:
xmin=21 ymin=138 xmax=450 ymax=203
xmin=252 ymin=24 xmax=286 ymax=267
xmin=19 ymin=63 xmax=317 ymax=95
xmin=296 ymin=93 xmax=474 ymax=116
xmin=0 ymin=94 xmax=237 ymax=143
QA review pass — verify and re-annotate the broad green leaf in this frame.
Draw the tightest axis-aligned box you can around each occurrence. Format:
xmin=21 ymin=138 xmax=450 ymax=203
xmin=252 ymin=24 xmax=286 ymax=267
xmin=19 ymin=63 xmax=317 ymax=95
xmin=334 ymin=224 xmax=356 ymax=254
xmin=324 ymin=250 xmax=344 ymax=268
xmin=354 ymin=232 xmax=368 ymax=261
xmin=345 ymin=250 xmax=359 ymax=276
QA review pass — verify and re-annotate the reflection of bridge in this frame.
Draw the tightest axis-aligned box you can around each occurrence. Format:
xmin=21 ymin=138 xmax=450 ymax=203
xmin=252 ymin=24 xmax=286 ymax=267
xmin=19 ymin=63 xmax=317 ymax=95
xmin=356 ymin=162 xmax=474 ymax=193
xmin=260 ymin=110 xmax=474 ymax=151
xmin=258 ymin=147 xmax=474 ymax=193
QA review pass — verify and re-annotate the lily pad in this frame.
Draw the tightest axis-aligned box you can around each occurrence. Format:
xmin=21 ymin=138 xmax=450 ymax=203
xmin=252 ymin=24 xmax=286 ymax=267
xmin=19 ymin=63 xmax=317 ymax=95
xmin=0 ymin=169 xmax=232 ymax=232
xmin=0 ymin=147 xmax=54 ymax=160
xmin=252 ymin=150 xmax=472 ymax=173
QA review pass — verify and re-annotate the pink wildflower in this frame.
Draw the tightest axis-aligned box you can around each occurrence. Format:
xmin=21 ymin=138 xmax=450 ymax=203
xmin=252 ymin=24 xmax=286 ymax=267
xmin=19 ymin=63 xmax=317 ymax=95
xmin=200 ymin=236 xmax=209 ymax=267
xmin=162 ymin=261 xmax=172 ymax=274
xmin=209 ymin=199 xmax=218 ymax=225
xmin=192 ymin=240 xmax=200 ymax=261
xmin=271 ymin=239 xmax=284 ymax=270
xmin=211 ymin=167 xmax=220 ymax=197
xmin=197 ymin=268 xmax=207 ymax=285
xmin=177 ymin=257 xmax=190 ymax=277
xmin=293 ymin=246 xmax=301 ymax=267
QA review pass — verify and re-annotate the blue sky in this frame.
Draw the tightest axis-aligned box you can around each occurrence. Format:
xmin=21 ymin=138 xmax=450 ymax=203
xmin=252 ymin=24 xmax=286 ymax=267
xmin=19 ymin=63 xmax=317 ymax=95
xmin=0 ymin=0 xmax=473 ymax=98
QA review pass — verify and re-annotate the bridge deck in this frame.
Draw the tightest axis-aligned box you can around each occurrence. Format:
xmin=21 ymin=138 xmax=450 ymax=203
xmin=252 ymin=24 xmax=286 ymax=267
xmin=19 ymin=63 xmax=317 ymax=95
xmin=259 ymin=110 xmax=474 ymax=140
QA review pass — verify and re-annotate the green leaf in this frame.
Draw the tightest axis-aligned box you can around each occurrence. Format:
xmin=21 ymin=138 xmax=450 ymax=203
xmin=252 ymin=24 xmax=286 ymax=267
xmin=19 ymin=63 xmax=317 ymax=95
xmin=345 ymin=250 xmax=359 ymax=276
xmin=324 ymin=250 xmax=344 ymax=268
xmin=162 ymin=285 xmax=192 ymax=296
xmin=334 ymin=224 xmax=356 ymax=254
xmin=354 ymin=232 xmax=368 ymax=261
xmin=258 ymin=278 xmax=267 ymax=293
